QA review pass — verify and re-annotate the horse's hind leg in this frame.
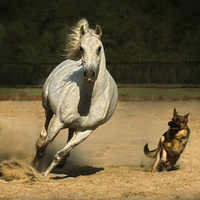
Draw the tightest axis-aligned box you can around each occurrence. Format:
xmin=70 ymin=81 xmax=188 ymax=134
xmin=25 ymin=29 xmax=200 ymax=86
xmin=31 ymin=118 xmax=64 ymax=167
xmin=41 ymin=129 xmax=92 ymax=178
xmin=36 ymin=109 xmax=53 ymax=149
xmin=56 ymin=128 xmax=74 ymax=169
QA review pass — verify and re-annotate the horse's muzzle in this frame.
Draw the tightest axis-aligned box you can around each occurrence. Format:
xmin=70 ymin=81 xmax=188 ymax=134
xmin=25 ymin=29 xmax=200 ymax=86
xmin=84 ymin=71 xmax=95 ymax=83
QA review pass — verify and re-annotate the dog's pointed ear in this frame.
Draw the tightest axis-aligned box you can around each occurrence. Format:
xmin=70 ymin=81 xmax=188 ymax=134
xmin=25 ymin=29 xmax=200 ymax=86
xmin=174 ymin=108 xmax=178 ymax=117
xmin=184 ymin=113 xmax=189 ymax=120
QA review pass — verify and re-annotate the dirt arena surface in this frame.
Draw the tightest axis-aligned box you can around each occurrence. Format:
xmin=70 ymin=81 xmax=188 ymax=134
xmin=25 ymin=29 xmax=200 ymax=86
xmin=0 ymin=100 xmax=200 ymax=199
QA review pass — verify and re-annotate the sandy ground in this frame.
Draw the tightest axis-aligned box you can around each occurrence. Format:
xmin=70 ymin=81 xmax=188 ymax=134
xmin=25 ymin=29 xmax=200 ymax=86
xmin=0 ymin=100 xmax=200 ymax=199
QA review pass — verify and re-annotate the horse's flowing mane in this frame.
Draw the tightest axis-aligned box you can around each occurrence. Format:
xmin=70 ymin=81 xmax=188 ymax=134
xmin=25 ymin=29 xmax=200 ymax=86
xmin=65 ymin=19 xmax=101 ymax=60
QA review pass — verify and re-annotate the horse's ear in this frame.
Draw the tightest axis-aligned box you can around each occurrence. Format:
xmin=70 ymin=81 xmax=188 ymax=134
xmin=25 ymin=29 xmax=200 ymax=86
xmin=95 ymin=25 xmax=102 ymax=36
xmin=80 ymin=25 xmax=86 ymax=36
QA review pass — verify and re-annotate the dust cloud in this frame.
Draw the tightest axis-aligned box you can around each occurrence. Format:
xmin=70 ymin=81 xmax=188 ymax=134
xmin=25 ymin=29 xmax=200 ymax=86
xmin=0 ymin=116 xmax=152 ymax=179
xmin=0 ymin=117 xmax=91 ymax=178
xmin=0 ymin=100 xmax=163 ymax=180
xmin=0 ymin=119 xmax=36 ymax=162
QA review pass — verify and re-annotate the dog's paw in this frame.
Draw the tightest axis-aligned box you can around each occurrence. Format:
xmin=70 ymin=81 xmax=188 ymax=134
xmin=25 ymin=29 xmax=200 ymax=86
xmin=166 ymin=165 xmax=180 ymax=171
xmin=160 ymin=159 xmax=166 ymax=167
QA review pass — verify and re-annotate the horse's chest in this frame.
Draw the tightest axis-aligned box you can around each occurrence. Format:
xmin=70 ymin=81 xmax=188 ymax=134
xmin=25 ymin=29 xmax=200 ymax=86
xmin=62 ymin=111 xmax=102 ymax=130
xmin=60 ymin=98 xmax=106 ymax=130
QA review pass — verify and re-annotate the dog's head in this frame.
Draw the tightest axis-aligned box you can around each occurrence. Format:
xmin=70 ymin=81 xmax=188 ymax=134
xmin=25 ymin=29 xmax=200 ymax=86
xmin=168 ymin=108 xmax=189 ymax=131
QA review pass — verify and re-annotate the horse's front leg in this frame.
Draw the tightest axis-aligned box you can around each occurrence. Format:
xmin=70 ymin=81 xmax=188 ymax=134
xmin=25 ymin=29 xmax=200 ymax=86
xmin=36 ymin=109 xmax=53 ymax=150
xmin=31 ymin=118 xmax=64 ymax=167
xmin=41 ymin=129 xmax=93 ymax=178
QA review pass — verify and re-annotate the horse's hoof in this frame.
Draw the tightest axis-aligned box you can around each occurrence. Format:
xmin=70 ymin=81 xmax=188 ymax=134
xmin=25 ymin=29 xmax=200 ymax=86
xmin=56 ymin=164 xmax=65 ymax=169
xmin=56 ymin=157 xmax=68 ymax=169
xmin=28 ymin=164 xmax=35 ymax=172
xmin=40 ymin=172 xmax=48 ymax=179
xmin=29 ymin=161 xmax=36 ymax=168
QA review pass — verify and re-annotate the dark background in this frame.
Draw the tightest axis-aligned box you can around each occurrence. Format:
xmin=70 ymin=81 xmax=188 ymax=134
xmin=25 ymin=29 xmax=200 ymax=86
xmin=1 ymin=0 xmax=200 ymax=85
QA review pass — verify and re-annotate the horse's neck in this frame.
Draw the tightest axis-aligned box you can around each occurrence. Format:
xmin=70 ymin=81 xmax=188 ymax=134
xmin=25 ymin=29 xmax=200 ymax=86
xmin=95 ymin=50 xmax=108 ymax=85
xmin=80 ymin=51 xmax=108 ymax=97
xmin=78 ymin=51 xmax=111 ymax=116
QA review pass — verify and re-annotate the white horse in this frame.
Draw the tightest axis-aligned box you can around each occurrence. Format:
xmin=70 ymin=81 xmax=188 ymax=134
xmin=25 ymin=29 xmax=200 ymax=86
xmin=31 ymin=19 xmax=118 ymax=178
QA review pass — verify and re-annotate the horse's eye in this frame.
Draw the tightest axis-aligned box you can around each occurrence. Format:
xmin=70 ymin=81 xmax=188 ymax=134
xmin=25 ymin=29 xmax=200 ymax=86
xmin=97 ymin=46 xmax=102 ymax=52
xmin=80 ymin=47 xmax=83 ymax=51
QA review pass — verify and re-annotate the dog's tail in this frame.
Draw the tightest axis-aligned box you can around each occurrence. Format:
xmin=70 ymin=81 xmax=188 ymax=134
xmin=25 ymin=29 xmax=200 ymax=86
xmin=144 ymin=143 xmax=157 ymax=158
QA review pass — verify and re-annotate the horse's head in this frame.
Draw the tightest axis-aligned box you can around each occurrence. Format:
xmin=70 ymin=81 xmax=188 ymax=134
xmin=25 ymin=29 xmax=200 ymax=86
xmin=79 ymin=25 xmax=102 ymax=83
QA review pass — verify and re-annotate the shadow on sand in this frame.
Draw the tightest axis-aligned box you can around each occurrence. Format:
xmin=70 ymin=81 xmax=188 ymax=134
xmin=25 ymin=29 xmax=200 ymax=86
xmin=50 ymin=164 xmax=104 ymax=180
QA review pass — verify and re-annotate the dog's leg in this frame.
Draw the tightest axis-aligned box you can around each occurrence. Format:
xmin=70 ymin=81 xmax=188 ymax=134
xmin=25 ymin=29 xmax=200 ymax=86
xmin=166 ymin=154 xmax=180 ymax=168
xmin=152 ymin=149 xmax=161 ymax=172
xmin=154 ymin=135 xmax=166 ymax=171
xmin=160 ymin=148 xmax=167 ymax=167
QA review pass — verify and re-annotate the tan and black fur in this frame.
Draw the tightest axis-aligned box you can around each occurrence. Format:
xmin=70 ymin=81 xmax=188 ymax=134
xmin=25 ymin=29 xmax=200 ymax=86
xmin=144 ymin=108 xmax=190 ymax=172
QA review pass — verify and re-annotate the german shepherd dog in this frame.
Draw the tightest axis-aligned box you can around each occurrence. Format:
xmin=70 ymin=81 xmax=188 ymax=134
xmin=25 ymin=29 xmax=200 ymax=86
xmin=144 ymin=108 xmax=190 ymax=172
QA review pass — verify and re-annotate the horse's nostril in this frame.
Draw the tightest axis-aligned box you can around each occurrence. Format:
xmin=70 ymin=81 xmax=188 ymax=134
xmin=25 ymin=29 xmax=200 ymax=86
xmin=84 ymin=71 xmax=95 ymax=78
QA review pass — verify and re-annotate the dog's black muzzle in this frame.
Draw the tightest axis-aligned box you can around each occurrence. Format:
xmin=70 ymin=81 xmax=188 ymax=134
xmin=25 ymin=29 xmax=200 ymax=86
xmin=168 ymin=120 xmax=180 ymax=131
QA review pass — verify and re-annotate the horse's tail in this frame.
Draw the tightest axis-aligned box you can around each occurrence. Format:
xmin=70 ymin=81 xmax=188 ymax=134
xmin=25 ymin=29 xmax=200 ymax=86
xmin=66 ymin=19 xmax=89 ymax=60
xmin=144 ymin=143 xmax=157 ymax=158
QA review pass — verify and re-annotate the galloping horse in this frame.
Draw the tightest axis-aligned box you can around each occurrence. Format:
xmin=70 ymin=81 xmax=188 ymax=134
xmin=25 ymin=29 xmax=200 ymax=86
xmin=31 ymin=19 xmax=118 ymax=178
